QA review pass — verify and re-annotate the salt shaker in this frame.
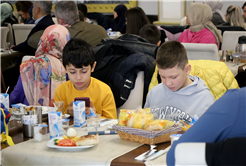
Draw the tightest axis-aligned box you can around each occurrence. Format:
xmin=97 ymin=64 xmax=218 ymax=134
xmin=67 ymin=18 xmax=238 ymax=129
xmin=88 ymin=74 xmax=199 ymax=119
xmin=35 ymin=107 xmax=42 ymax=124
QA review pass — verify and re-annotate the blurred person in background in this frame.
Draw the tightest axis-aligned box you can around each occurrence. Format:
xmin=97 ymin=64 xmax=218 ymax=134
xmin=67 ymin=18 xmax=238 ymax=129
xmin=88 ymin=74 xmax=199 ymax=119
xmin=125 ymin=7 xmax=150 ymax=35
xmin=110 ymin=4 xmax=127 ymax=34
xmin=222 ymin=5 xmax=246 ymax=29
xmin=1 ymin=2 xmax=18 ymax=26
xmin=55 ymin=1 xmax=108 ymax=47
xmin=242 ymin=2 xmax=246 ymax=22
xmin=178 ymin=3 xmax=222 ymax=48
xmin=15 ymin=1 xmax=34 ymax=24
xmin=77 ymin=3 xmax=93 ymax=24
xmin=203 ymin=0 xmax=225 ymax=25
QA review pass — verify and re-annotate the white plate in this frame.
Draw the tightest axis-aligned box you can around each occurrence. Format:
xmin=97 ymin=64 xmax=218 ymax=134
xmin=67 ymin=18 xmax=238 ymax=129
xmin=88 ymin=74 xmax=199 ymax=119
xmin=47 ymin=137 xmax=96 ymax=151
xmin=62 ymin=114 xmax=70 ymax=119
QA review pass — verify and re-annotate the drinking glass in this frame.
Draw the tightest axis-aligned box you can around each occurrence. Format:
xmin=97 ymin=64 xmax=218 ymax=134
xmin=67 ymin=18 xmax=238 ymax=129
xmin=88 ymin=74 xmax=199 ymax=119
xmin=5 ymin=42 xmax=10 ymax=50
xmin=232 ymin=52 xmax=241 ymax=65
xmin=54 ymin=101 xmax=64 ymax=114
xmin=86 ymin=114 xmax=101 ymax=132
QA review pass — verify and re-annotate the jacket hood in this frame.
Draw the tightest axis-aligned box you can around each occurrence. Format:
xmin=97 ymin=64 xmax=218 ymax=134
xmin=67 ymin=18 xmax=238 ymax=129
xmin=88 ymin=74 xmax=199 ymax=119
xmin=164 ymin=75 xmax=210 ymax=96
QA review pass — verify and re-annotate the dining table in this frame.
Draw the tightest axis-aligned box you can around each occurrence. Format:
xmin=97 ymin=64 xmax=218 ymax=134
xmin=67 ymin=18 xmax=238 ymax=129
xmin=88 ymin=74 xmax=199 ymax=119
xmin=1 ymin=116 xmax=173 ymax=166
xmin=0 ymin=49 xmax=25 ymax=71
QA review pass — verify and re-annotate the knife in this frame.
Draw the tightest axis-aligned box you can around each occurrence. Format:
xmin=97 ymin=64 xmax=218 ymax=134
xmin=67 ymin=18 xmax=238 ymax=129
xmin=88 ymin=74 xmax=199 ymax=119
xmin=143 ymin=147 xmax=170 ymax=162
xmin=135 ymin=149 xmax=157 ymax=161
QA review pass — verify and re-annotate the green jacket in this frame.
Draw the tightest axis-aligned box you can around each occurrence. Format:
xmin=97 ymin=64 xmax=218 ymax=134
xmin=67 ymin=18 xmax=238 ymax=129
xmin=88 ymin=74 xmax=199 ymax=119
xmin=67 ymin=21 xmax=108 ymax=47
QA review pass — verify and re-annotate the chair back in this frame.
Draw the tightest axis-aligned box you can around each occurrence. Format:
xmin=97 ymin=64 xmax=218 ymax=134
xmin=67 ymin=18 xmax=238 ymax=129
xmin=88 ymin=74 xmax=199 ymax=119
xmin=1 ymin=27 xmax=9 ymax=48
xmin=6 ymin=24 xmax=15 ymax=46
xmin=117 ymin=71 xmax=144 ymax=117
xmin=22 ymin=55 xmax=34 ymax=62
xmin=221 ymin=31 xmax=246 ymax=51
xmin=12 ymin=24 xmax=35 ymax=45
xmin=216 ymin=26 xmax=245 ymax=36
xmin=182 ymin=43 xmax=219 ymax=61
xmin=52 ymin=17 xmax=58 ymax=24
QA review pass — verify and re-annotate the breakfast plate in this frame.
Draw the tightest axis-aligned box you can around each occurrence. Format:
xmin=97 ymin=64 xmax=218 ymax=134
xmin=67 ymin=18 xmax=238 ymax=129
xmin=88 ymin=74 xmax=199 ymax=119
xmin=47 ymin=137 xmax=95 ymax=151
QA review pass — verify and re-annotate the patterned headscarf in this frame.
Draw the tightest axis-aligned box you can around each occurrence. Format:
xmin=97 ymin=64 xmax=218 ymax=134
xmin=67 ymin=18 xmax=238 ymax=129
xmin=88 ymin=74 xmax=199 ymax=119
xmin=1 ymin=3 xmax=13 ymax=21
xmin=203 ymin=0 xmax=225 ymax=21
xmin=20 ymin=24 xmax=71 ymax=106
xmin=187 ymin=3 xmax=222 ymax=46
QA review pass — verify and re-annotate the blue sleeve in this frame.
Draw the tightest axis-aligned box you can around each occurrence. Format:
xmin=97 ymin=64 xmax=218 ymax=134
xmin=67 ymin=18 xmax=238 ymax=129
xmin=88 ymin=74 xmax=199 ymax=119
xmin=166 ymin=88 xmax=246 ymax=166
xmin=9 ymin=76 xmax=29 ymax=107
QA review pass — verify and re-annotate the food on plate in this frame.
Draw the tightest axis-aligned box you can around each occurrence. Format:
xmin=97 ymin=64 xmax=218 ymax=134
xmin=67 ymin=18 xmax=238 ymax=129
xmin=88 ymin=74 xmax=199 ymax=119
xmin=136 ymin=108 xmax=151 ymax=114
xmin=144 ymin=119 xmax=175 ymax=131
xmin=67 ymin=128 xmax=77 ymax=139
xmin=57 ymin=139 xmax=76 ymax=146
xmin=76 ymin=134 xmax=99 ymax=146
xmin=25 ymin=106 xmax=36 ymax=114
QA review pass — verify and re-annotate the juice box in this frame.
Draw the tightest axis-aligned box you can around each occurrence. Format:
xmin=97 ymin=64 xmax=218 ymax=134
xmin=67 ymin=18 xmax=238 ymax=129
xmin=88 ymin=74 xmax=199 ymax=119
xmin=48 ymin=111 xmax=63 ymax=139
xmin=0 ymin=93 xmax=9 ymax=111
xmin=73 ymin=101 xmax=86 ymax=127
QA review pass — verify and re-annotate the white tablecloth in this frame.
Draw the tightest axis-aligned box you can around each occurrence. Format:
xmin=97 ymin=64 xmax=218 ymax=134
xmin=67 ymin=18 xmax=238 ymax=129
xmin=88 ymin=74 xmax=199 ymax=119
xmin=225 ymin=62 xmax=245 ymax=77
xmin=1 ymin=127 xmax=142 ymax=166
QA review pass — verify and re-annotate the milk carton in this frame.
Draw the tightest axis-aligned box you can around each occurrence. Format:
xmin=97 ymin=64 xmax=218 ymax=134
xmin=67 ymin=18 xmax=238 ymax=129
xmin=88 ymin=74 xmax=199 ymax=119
xmin=73 ymin=101 xmax=86 ymax=127
xmin=48 ymin=111 xmax=63 ymax=139
xmin=0 ymin=93 xmax=9 ymax=111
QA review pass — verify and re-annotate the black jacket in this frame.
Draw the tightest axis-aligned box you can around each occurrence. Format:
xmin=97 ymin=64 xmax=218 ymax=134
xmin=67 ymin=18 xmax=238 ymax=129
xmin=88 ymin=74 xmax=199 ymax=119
xmin=92 ymin=37 xmax=156 ymax=108
xmin=12 ymin=14 xmax=54 ymax=55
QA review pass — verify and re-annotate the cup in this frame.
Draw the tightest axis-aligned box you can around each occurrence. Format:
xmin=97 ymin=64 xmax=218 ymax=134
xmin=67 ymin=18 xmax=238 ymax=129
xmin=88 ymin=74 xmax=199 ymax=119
xmin=232 ymin=52 xmax=241 ymax=65
xmin=86 ymin=114 xmax=101 ymax=132
xmin=5 ymin=42 xmax=10 ymax=50
xmin=33 ymin=124 xmax=48 ymax=141
xmin=62 ymin=119 xmax=70 ymax=134
xmin=54 ymin=101 xmax=64 ymax=114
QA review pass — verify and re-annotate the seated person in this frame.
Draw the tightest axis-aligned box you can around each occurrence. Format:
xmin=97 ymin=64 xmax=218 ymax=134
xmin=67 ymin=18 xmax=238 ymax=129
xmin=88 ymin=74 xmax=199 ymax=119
xmin=167 ymin=87 xmax=246 ymax=165
xmin=15 ymin=1 xmax=33 ymax=24
xmin=176 ymin=137 xmax=246 ymax=166
xmin=55 ymin=1 xmax=108 ymax=48
xmin=77 ymin=4 xmax=93 ymax=24
xmin=54 ymin=38 xmax=117 ymax=119
xmin=178 ymin=3 xmax=222 ymax=48
xmin=203 ymin=0 xmax=225 ymax=26
xmin=1 ymin=2 xmax=18 ymax=26
xmin=144 ymin=41 xmax=215 ymax=123
xmin=10 ymin=24 xmax=70 ymax=106
xmin=110 ymin=4 xmax=127 ymax=34
xmin=221 ymin=5 xmax=246 ymax=30
xmin=11 ymin=1 xmax=54 ymax=55
xmin=139 ymin=24 xmax=161 ymax=46
xmin=242 ymin=2 xmax=246 ymax=23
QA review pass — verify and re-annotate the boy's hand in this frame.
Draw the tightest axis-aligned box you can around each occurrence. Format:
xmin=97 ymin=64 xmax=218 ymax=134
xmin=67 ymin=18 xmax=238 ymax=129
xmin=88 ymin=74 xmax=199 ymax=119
xmin=67 ymin=101 xmax=73 ymax=116
xmin=90 ymin=100 xmax=96 ymax=114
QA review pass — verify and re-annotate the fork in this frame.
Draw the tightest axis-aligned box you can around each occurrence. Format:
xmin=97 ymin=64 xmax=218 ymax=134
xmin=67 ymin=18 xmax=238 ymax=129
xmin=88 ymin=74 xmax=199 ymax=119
xmin=143 ymin=145 xmax=156 ymax=158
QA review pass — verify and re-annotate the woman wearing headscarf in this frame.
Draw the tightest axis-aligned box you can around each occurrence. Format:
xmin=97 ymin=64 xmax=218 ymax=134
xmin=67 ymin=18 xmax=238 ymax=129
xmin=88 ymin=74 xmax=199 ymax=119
xmin=110 ymin=4 xmax=127 ymax=34
xmin=222 ymin=5 xmax=246 ymax=30
xmin=1 ymin=2 xmax=18 ymax=26
xmin=178 ymin=3 xmax=222 ymax=48
xmin=10 ymin=24 xmax=71 ymax=107
xmin=203 ymin=0 xmax=225 ymax=25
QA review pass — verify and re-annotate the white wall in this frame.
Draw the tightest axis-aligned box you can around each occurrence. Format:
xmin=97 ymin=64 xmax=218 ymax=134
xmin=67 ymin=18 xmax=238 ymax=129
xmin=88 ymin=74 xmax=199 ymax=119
xmin=138 ymin=1 xmax=158 ymax=15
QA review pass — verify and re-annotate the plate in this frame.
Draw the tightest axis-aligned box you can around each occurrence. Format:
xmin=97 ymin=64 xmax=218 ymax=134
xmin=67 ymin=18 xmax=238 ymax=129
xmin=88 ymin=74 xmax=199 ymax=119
xmin=47 ymin=137 xmax=96 ymax=151
xmin=25 ymin=106 xmax=57 ymax=115
xmin=62 ymin=114 xmax=70 ymax=119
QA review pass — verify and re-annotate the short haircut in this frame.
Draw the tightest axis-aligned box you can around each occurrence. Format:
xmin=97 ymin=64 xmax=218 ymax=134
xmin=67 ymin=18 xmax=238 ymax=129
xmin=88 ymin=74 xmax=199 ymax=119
xmin=242 ymin=2 xmax=246 ymax=9
xmin=63 ymin=38 xmax=95 ymax=69
xmin=77 ymin=4 xmax=87 ymax=17
xmin=55 ymin=1 xmax=79 ymax=25
xmin=156 ymin=41 xmax=188 ymax=70
xmin=139 ymin=24 xmax=161 ymax=45
xmin=15 ymin=1 xmax=33 ymax=13
xmin=125 ymin=7 xmax=150 ymax=35
xmin=35 ymin=1 xmax=52 ymax=15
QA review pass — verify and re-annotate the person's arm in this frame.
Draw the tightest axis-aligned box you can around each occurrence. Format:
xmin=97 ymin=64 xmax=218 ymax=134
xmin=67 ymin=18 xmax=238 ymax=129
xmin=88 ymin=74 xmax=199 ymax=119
xmin=166 ymin=89 xmax=239 ymax=166
xmin=101 ymin=87 xmax=117 ymax=119
xmin=9 ymin=75 xmax=29 ymax=106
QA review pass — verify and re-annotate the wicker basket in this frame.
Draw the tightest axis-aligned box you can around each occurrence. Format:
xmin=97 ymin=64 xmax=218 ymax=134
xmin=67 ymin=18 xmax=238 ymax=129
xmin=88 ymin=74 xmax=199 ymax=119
xmin=116 ymin=130 xmax=178 ymax=145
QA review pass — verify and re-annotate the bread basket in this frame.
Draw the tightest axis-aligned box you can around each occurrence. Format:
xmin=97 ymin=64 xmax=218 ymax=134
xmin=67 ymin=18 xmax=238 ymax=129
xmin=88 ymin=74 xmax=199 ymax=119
xmin=113 ymin=124 xmax=181 ymax=145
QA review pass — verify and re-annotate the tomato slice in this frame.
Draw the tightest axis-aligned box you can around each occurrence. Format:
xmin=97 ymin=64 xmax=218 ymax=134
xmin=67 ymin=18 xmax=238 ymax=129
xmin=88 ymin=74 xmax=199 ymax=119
xmin=57 ymin=139 xmax=76 ymax=146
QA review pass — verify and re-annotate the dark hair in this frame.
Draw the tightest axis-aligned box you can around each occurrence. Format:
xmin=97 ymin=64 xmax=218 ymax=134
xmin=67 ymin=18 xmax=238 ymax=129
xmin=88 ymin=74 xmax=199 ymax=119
xmin=78 ymin=11 xmax=85 ymax=21
xmin=77 ymin=4 xmax=87 ymax=17
xmin=242 ymin=2 xmax=246 ymax=9
xmin=63 ymin=38 xmax=95 ymax=68
xmin=16 ymin=1 xmax=33 ymax=13
xmin=125 ymin=7 xmax=150 ymax=35
xmin=156 ymin=41 xmax=187 ymax=70
xmin=139 ymin=24 xmax=161 ymax=45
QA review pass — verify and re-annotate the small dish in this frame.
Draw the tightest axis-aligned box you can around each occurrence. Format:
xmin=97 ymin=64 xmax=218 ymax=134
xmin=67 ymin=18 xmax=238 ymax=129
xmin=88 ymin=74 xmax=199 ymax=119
xmin=62 ymin=114 xmax=70 ymax=119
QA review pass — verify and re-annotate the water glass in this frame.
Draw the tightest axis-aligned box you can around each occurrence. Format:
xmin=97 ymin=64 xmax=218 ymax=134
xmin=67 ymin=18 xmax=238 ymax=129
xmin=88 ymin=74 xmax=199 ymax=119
xmin=62 ymin=119 xmax=70 ymax=134
xmin=232 ymin=52 xmax=241 ymax=65
xmin=86 ymin=114 xmax=101 ymax=132
xmin=33 ymin=124 xmax=48 ymax=141
xmin=5 ymin=42 xmax=10 ymax=50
